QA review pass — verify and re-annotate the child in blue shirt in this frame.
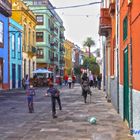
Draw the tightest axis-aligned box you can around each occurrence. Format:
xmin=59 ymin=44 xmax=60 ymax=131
xmin=46 ymin=82 xmax=62 ymax=118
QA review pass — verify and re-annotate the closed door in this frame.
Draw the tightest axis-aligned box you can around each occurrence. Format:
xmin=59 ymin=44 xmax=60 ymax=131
xmin=0 ymin=58 xmax=3 ymax=89
xmin=12 ymin=64 xmax=16 ymax=88
xmin=18 ymin=65 xmax=21 ymax=88
xmin=123 ymin=48 xmax=129 ymax=125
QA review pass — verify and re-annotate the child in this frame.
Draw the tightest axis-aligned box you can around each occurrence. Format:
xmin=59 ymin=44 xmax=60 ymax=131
xmin=26 ymin=86 xmax=35 ymax=113
xmin=46 ymin=82 xmax=62 ymax=118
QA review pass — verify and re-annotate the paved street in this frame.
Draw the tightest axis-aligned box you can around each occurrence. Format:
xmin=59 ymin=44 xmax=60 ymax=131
xmin=0 ymin=84 xmax=134 ymax=140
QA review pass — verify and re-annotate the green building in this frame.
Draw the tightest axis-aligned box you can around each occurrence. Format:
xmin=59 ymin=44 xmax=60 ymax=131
xmin=22 ymin=0 xmax=65 ymax=76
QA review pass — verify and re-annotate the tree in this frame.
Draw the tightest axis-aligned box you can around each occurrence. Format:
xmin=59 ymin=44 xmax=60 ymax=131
xmin=83 ymin=37 xmax=95 ymax=58
xmin=82 ymin=56 xmax=100 ymax=75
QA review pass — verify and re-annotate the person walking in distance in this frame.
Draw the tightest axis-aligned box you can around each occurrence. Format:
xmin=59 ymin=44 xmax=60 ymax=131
xmin=81 ymin=73 xmax=91 ymax=103
xmin=89 ymin=72 xmax=93 ymax=87
xmin=46 ymin=82 xmax=62 ymax=118
xmin=68 ymin=75 xmax=72 ymax=88
xmin=72 ymin=75 xmax=76 ymax=88
xmin=97 ymin=73 xmax=102 ymax=90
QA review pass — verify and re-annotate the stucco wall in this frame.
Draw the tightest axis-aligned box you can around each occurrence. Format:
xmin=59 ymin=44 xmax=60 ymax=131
xmin=110 ymin=77 xmax=118 ymax=110
xmin=132 ymin=89 xmax=140 ymax=140
xmin=119 ymin=84 xmax=124 ymax=119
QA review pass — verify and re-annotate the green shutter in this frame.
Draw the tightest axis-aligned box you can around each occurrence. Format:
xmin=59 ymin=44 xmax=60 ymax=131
xmin=123 ymin=16 xmax=128 ymax=40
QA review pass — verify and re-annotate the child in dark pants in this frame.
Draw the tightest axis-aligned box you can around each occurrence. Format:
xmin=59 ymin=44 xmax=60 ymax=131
xmin=46 ymin=82 xmax=62 ymax=118
xmin=26 ymin=87 xmax=35 ymax=113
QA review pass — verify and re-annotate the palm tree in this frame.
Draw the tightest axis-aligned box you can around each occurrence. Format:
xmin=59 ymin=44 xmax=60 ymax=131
xmin=83 ymin=37 xmax=95 ymax=57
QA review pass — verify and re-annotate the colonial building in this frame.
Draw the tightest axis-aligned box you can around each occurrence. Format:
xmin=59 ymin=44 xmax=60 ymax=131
xmin=0 ymin=0 xmax=12 ymax=90
xmin=23 ymin=0 xmax=65 ymax=77
xmin=9 ymin=18 xmax=22 ymax=89
xmin=12 ymin=0 xmax=37 ymax=79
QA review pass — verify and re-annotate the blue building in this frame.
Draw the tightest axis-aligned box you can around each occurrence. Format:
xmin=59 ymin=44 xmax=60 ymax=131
xmin=9 ymin=19 xmax=22 ymax=89
xmin=0 ymin=0 xmax=12 ymax=90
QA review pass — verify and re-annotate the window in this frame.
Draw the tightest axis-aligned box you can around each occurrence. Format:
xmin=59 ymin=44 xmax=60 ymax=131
xmin=18 ymin=35 xmax=21 ymax=59
xmin=12 ymin=34 xmax=16 ymax=58
xmin=123 ymin=16 xmax=128 ymax=41
xmin=36 ymin=32 xmax=44 ymax=42
xmin=36 ymin=15 xmax=44 ymax=25
xmin=37 ymin=48 xmax=44 ymax=58
xmin=0 ymin=21 xmax=4 ymax=47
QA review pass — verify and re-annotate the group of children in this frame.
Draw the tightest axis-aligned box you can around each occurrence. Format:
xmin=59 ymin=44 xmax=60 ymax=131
xmin=25 ymin=78 xmax=62 ymax=118
xmin=25 ymin=74 xmax=77 ymax=118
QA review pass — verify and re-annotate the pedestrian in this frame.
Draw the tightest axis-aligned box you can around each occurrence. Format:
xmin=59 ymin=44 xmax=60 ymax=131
xmin=25 ymin=74 xmax=30 ymax=89
xmin=64 ymin=74 xmax=68 ymax=86
xmin=26 ymin=86 xmax=35 ymax=113
xmin=81 ymin=73 xmax=91 ymax=103
xmin=46 ymin=82 xmax=62 ymax=118
xmin=59 ymin=76 xmax=63 ymax=89
xmin=68 ymin=75 xmax=72 ymax=88
xmin=97 ymin=73 xmax=102 ymax=90
xmin=72 ymin=75 xmax=76 ymax=88
xmin=89 ymin=72 xmax=93 ymax=87
xmin=93 ymin=75 xmax=97 ymax=88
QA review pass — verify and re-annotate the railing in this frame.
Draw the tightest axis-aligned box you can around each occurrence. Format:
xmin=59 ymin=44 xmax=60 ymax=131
xmin=99 ymin=8 xmax=111 ymax=36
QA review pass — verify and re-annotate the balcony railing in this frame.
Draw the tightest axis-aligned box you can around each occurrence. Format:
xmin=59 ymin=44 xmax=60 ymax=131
xmin=0 ymin=0 xmax=12 ymax=17
xmin=27 ymin=46 xmax=36 ymax=56
xmin=99 ymin=8 xmax=111 ymax=36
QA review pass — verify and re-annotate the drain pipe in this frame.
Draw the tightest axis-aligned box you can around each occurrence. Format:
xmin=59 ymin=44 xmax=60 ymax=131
xmin=128 ymin=4 xmax=133 ymax=134
xmin=117 ymin=48 xmax=119 ymax=113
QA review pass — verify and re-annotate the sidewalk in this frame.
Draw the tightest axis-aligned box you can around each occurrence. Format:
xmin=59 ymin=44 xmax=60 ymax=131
xmin=0 ymin=84 xmax=134 ymax=140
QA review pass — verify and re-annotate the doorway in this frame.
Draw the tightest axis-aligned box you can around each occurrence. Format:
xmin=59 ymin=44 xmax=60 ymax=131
xmin=123 ymin=47 xmax=129 ymax=125
xmin=0 ymin=58 xmax=3 ymax=89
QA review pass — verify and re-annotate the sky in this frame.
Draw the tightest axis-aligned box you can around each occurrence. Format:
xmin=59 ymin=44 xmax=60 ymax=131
xmin=49 ymin=0 xmax=101 ymax=51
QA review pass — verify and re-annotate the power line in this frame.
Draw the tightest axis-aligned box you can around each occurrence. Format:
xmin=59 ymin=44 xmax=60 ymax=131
xmin=11 ymin=1 xmax=102 ymax=11
xmin=53 ymin=2 xmax=102 ymax=10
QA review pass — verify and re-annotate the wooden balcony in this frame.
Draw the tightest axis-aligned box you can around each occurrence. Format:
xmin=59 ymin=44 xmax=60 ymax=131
xmin=109 ymin=0 xmax=115 ymax=16
xmin=0 ymin=0 xmax=12 ymax=17
xmin=99 ymin=8 xmax=111 ymax=36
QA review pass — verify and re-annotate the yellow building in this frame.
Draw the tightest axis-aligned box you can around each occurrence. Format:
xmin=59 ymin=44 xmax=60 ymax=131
xmin=12 ymin=0 xmax=36 ymax=78
xmin=64 ymin=40 xmax=74 ymax=75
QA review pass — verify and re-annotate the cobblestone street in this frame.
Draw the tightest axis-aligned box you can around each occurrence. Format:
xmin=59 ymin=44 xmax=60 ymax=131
xmin=0 ymin=84 xmax=134 ymax=140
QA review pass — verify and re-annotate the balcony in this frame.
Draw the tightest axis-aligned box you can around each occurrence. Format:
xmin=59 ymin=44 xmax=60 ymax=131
xmin=99 ymin=8 xmax=111 ymax=36
xmin=109 ymin=0 xmax=115 ymax=16
xmin=27 ymin=46 xmax=36 ymax=57
xmin=0 ymin=0 xmax=12 ymax=17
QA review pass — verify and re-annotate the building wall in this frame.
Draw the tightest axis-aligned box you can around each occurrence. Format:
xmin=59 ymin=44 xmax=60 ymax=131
xmin=110 ymin=77 xmax=118 ymax=110
xmin=12 ymin=0 xmax=36 ymax=78
xmin=119 ymin=84 xmax=124 ymax=119
xmin=120 ymin=0 xmax=130 ymax=85
xmin=0 ymin=13 xmax=9 ymax=89
xmin=9 ymin=18 xmax=22 ymax=89
xmin=133 ymin=89 xmax=140 ymax=140
xmin=64 ymin=40 xmax=73 ymax=75
xmin=131 ymin=1 xmax=140 ymax=91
